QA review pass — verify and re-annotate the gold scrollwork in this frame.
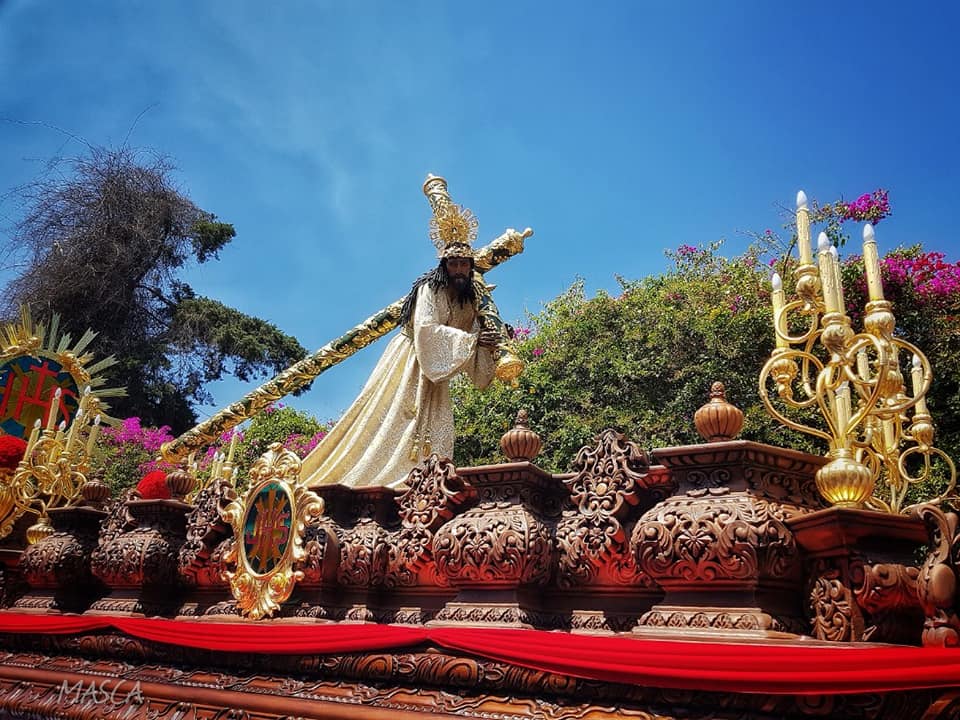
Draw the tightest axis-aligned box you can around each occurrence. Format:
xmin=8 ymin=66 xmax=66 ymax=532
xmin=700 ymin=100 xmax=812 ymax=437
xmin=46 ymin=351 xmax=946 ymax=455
xmin=760 ymin=206 xmax=955 ymax=512
xmin=221 ymin=442 xmax=324 ymax=619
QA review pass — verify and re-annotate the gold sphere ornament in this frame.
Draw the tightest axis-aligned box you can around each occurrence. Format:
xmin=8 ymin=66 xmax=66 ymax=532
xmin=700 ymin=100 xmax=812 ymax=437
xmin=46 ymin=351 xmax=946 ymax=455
xmin=500 ymin=409 xmax=542 ymax=462
xmin=694 ymin=382 xmax=744 ymax=443
xmin=494 ymin=351 xmax=525 ymax=384
xmin=815 ymin=449 xmax=875 ymax=508
xmin=25 ymin=517 xmax=55 ymax=545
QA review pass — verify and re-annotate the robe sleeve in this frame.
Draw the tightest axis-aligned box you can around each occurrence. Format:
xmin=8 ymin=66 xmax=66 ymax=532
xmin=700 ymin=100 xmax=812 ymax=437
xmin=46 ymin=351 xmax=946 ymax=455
xmin=462 ymin=318 xmax=495 ymax=390
xmin=413 ymin=284 xmax=488 ymax=385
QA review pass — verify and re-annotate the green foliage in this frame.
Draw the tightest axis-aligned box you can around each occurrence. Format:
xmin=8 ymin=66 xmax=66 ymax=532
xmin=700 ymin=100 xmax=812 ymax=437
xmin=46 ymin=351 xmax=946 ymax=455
xmin=2 ymin=146 xmax=307 ymax=431
xmin=195 ymin=404 xmax=331 ymax=490
xmin=90 ymin=417 xmax=176 ymax=496
xmin=240 ymin=404 xmax=327 ymax=466
xmin=170 ymin=296 xmax=311 ymax=396
xmin=454 ymin=242 xmax=804 ymax=471
xmin=454 ymin=239 xmax=960 ymax=476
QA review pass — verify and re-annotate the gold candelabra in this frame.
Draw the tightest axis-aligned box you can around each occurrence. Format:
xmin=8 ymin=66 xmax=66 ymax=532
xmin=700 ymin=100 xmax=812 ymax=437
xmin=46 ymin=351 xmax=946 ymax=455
xmin=759 ymin=191 xmax=955 ymax=513
xmin=11 ymin=387 xmax=103 ymax=543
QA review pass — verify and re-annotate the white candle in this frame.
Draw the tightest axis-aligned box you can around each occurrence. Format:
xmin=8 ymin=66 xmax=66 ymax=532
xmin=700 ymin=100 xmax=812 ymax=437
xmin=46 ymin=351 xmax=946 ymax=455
xmin=25 ymin=419 xmax=41 ymax=458
xmin=912 ymin=354 xmax=929 ymax=414
xmin=226 ymin=432 xmax=238 ymax=465
xmin=771 ymin=272 xmax=787 ymax=348
xmin=796 ymin=191 xmax=813 ymax=265
xmin=64 ymin=408 xmax=83 ymax=453
xmin=817 ymin=233 xmax=839 ymax=313
xmin=85 ymin=415 xmax=101 ymax=456
xmin=835 ymin=381 xmax=852 ymax=438
xmin=857 ymin=350 xmax=870 ymax=382
xmin=829 ymin=245 xmax=846 ymax=313
xmin=862 ymin=224 xmax=885 ymax=302
xmin=45 ymin=387 xmax=62 ymax=432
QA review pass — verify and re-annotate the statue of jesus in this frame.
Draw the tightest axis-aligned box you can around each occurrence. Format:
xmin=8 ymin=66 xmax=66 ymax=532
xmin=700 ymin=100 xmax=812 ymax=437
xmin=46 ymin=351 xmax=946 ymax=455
xmin=299 ymin=179 xmax=501 ymax=489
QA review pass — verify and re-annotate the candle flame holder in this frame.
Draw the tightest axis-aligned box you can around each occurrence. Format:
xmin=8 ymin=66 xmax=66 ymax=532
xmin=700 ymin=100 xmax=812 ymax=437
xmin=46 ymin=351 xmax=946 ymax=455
xmin=759 ymin=196 xmax=956 ymax=513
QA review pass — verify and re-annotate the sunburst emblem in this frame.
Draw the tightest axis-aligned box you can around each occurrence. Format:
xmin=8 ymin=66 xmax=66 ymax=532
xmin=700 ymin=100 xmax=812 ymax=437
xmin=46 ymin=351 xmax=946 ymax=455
xmin=0 ymin=306 xmax=124 ymax=438
xmin=429 ymin=204 xmax=479 ymax=251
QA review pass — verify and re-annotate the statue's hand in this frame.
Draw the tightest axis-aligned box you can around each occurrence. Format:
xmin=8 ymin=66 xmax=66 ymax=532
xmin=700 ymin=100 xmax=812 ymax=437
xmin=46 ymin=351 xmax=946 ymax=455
xmin=477 ymin=329 xmax=500 ymax=348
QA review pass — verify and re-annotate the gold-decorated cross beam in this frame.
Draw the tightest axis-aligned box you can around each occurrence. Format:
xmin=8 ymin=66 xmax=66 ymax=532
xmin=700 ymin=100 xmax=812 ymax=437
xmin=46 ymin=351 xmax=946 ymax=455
xmin=160 ymin=177 xmax=532 ymax=465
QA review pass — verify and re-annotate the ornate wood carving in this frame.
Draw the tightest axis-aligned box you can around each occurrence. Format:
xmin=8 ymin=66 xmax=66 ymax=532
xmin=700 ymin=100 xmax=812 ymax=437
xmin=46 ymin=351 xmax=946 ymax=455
xmin=432 ymin=464 xmax=565 ymax=625
xmin=435 ymin=502 xmax=552 ymax=586
xmin=807 ymin=557 xmax=860 ymax=642
xmin=640 ymin=606 xmax=801 ymax=634
xmin=556 ymin=429 xmax=667 ymax=589
xmin=177 ymin=476 xmax=235 ymax=588
xmin=16 ymin=506 xmax=106 ymax=612
xmin=853 ymin=561 xmax=922 ymax=644
xmin=792 ymin=508 xmax=928 ymax=643
xmin=915 ymin=504 xmax=960 ymax=647
xmin=0 ymin=646 xmax=948 ymax=720
xmin=89 ymin=496 xmax=192 ymax=614
xmin=296 ymin=517 xmax=340 ymax=586
xmin=385 ymin=454 xmax=474 ymax=588
xmin=633 ymin=488 xmax=797 ymax=588
xmin=630 ymin=441 xmax=822 ymax=635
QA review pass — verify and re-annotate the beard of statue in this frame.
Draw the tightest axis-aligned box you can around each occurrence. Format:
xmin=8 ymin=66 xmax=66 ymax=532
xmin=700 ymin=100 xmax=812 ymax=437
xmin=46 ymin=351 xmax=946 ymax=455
xmin=440 ymin=259 xmax=476 ymax=307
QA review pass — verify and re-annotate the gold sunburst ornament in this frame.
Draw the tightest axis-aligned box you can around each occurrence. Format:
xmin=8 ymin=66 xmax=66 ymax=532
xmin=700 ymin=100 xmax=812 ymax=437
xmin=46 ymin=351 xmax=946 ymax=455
xmin=221 ymin=442 xmax=324 ymax=619
xmin=0 ymin=306 xmax=124 ymax=541
xmin=424 ymin=174 xmax=479 ymax=259
xmin=429 ymin=204 xmax=480 ymax=259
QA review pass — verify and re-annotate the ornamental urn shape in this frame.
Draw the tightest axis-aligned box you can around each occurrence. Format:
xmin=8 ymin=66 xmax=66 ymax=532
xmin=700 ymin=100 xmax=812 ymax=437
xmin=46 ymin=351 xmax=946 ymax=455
xmin=694 ymin=381 xmax=744 ymax=442
xmin=500 ymin=409 xmax=542 ymax=462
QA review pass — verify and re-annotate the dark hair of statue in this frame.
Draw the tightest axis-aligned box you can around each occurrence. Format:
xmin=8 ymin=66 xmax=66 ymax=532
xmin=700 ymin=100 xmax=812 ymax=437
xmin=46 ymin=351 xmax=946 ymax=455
xmin=399 ymin=258 xmax=477 ymax=327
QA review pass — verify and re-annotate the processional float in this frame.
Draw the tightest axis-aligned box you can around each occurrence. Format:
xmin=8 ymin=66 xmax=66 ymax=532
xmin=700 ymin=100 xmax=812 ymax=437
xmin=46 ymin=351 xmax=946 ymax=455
xmin=6 ymin=186 xmax=960 ymax=720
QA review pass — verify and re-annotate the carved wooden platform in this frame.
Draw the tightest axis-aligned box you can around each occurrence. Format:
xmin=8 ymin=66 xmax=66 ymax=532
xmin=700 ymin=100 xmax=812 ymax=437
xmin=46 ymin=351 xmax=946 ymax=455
xmin=4 ymin=431 xmax=960 ymax=719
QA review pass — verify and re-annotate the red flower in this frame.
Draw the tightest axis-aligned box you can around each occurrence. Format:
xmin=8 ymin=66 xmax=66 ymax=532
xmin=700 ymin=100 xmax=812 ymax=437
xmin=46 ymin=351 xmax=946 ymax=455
xmin=136 ymin=470 xmax=171 ymax=500
xmin=0 ymin=435 xmax=27 ymax=470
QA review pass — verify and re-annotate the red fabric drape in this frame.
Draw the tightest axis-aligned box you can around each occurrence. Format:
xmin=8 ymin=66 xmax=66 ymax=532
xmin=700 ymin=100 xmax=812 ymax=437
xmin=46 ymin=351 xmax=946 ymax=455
xmin=2 ymin=612 xmax=960 ymax=695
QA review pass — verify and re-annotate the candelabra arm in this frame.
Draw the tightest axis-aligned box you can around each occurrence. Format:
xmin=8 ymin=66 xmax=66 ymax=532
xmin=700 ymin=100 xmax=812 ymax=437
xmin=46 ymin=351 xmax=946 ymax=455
xmin=758 ymin=349 xmax=832 ymax=444
xmin=777 ymin=297 xmax=822 ymax=348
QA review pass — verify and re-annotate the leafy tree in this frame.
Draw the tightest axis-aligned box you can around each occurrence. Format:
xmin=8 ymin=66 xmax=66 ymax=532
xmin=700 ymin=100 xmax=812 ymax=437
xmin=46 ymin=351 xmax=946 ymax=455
xmin=453 ymin=227 xmax=960 ymax=477
xmin=236 ymin=403 xmax=330 ymax=470
xmin=453 ymin=241 xmax=795 ymax=471
xmin=2 ymin=146 xmax=307 ymax=431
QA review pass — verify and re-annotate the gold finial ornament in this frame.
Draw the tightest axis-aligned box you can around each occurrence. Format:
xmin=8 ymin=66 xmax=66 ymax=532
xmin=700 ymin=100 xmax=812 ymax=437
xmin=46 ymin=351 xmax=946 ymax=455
xmin=165 ymin=466 xmax=194 ymax=501
xmin=694 ymin=382 xmax=744 ymax=443
xmin=759 ymin=203 xmax=956 ymax=513
xmin=816 ymin=448 xmax=876 ymax=508
xmin=79 ymin=471 xmax=111 ymax=508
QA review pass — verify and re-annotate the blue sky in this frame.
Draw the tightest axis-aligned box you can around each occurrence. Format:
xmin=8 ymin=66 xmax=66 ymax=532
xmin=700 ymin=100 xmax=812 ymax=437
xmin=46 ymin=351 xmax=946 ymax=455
xmin=2 ymin=1 xmax=959 ymax=425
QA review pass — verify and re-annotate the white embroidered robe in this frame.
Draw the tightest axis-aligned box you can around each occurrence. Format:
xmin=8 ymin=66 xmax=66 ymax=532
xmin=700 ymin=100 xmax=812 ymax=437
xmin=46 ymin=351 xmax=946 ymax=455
xmin=300 ymin=283 xmax=495 ymax=489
